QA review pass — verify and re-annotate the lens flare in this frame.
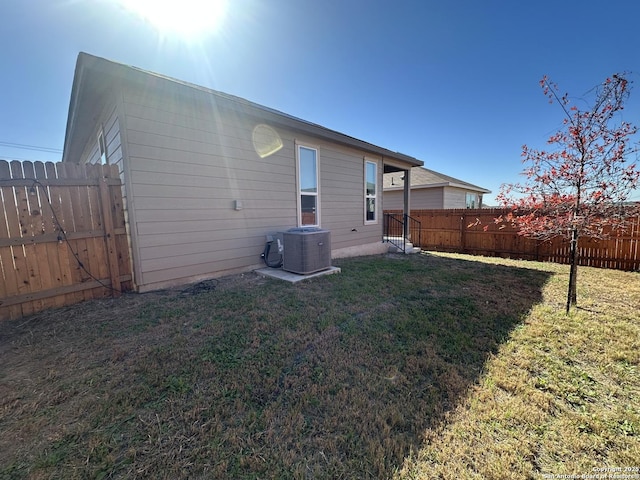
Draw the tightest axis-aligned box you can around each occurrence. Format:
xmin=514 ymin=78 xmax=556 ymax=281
xmin=117 ymin=0 xmax=227 ymax=38
xmin=252 ymin=124 xmax=283 ymax=158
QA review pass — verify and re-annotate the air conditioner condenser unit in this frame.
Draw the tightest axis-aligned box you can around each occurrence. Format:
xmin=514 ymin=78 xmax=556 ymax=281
xmin=282 ymin=227 xmax=331 ymax=274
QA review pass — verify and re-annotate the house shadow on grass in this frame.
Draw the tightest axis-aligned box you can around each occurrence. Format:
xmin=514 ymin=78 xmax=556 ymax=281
xmin=0 ymin=253 xmax=553 ymax=479
xmin=270 ymin=252 xmax=554 ymax=478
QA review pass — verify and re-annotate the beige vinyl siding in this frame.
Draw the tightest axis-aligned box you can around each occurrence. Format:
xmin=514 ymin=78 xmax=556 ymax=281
xmin=104 ymin=108 xmax=123 ymax=171
xmin=72 ymin=100 xmax=125 ymax=195
xmin=384 ymin=187 xmax=444 ymax=210
xmin=83 ymin=142 xmax=101 ymax=165
xmin=122 ymin=84 xmax=298 ymax=288
xmin=77 ymin=104 xmax=123 ymax=171
xmin=119 ymin=81 xmax=395 ymax=289
xmin=412 ymin=187 xmax=445 ymax=209
xmin=442 ymin=186 xmax=469 ymax=209
xmin=382 ymin=189 xmax=402 ymax=211
xmin=316 ymin=143 xmax=382 ymax=250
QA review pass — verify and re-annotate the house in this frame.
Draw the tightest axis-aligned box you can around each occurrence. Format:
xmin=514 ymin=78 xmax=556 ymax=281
xmin=62 ymin=53 xmax=422 ymax=292
xmin=383 ymin=166 xmax=490 ymax=210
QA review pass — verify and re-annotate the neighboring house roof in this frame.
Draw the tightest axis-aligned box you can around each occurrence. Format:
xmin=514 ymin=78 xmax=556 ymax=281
xmin=63 ymin=52 xmax=423 ymax=168
xmin=383 ymin=166 xmax=491 ymax=193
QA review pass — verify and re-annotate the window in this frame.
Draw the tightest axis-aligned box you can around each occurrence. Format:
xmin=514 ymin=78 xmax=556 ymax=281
xmin=364 ymin=160 xmax=378 ymax=223
xmin=465 ymin=192 xmax=478 ymax=209
xmin=98 ymin=130 xmax=107 ymax=165
xmin=297 ymin=145 xmax=318 ymax=226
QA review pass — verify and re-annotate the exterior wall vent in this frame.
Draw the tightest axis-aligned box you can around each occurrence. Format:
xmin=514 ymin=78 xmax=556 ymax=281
xmin=282 ymin=228 xmax=331 ymax=274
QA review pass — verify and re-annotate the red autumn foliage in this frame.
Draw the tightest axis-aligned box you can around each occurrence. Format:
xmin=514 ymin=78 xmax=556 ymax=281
xmin=497 ymin=73 xmax=640 ymax=312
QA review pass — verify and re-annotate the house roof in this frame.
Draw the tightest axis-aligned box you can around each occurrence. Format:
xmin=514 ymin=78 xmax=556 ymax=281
xmin=63 ymin=52 xmax=423 ymax=168
xmin=383 ymin=166 xmax=491 ymax=193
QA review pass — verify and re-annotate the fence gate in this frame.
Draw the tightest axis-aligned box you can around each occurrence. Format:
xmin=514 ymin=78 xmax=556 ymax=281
xmin=0 ymin=160 xmax=133 ymax=321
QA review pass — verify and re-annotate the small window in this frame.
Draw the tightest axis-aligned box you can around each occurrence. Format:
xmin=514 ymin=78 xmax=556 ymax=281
xmin=98 ymin=130 xmax=107 ymax=165
xmin=364 ymin=160 xmax=378 ymax=223
xmin=465 ymin=192 xmax=478 ymax=209
xmin=297 ymin=145 xmax=318 ymax=226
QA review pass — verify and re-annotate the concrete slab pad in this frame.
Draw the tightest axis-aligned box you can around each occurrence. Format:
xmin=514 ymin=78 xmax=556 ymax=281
xmin=255 ymin=266 xmax=341 ymax=283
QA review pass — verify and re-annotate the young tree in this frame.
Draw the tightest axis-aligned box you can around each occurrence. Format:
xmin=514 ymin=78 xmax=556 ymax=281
xmin=497 ymin=73 xmax=640 ymax=313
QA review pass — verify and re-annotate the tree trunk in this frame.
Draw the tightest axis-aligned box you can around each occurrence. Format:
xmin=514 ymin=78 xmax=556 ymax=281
xmin=566 ymin=228 xmax=579 ymax=314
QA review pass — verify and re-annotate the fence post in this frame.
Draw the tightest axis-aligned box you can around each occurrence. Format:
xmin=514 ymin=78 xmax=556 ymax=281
xmin=98 ymin=176 xmax=121 ymax=297
xmin=460 ymin=212 xmax=467 ymax=252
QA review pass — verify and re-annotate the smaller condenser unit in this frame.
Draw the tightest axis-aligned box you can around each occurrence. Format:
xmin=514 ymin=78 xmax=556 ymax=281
xmin=282 ymin=227 xmax=331 ymax=274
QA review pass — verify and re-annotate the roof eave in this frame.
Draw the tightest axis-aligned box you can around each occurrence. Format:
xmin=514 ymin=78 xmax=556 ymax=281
xmin=62 ymin=54 xmax=87 ymax=163
xmin=445 ymin=182 xmax=491 ymax=193
xmin=384 ymin=182 xmax=491 ymax=193
xmin=65 ymin=52 xmax=422 ymax=168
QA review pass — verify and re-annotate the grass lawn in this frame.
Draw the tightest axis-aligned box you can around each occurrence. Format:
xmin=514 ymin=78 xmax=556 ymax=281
xmin=1 ymin=252 xmax=638 ymax=479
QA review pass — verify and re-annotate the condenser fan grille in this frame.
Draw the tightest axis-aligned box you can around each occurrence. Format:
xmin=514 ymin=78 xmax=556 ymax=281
xmin=282 ymin=228 xmax=331 ymax=274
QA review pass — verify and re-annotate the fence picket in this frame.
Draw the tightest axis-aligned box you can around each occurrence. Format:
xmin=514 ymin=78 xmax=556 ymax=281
xmin=23 ymin=161 xmax=54 ymax=310
xmin=0 ymin=161 xmax=22 ymax=319
xmin=45 ymin=161 xmax=76 ymax=305
xmin=9 ymin=161 xmax=38 ymax=315
xmin=35 ymin=162 xmax=66 ymax=308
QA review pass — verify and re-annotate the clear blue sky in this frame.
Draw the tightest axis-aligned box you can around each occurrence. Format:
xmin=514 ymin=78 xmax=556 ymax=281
xmin=2 ymin=0 xmax=640 ymax=204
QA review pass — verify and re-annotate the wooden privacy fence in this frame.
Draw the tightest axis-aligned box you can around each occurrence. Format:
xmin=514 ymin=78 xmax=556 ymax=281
xmin=387 ymin=208 xmax=640 ymax=272
xmin=0 ymin=160 xmax=133 ymax=321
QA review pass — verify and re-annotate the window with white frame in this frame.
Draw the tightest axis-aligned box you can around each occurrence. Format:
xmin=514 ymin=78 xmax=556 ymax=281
xmin=297 ymin=145 xmax=318 ymax=226
xmin=465 ymin=192 xmax=478 ymax=209
xmin=98 ymin=130 xmax=107 ymax=165
xmin=364 ymin=160 xmax=378 ymax=223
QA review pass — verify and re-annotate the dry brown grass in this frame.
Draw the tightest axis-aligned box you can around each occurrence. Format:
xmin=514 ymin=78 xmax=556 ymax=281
xmin=0 ymin=252 xmax=638 ymax=479
xmin=396 ymin=253 xmax=640 ymax=480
